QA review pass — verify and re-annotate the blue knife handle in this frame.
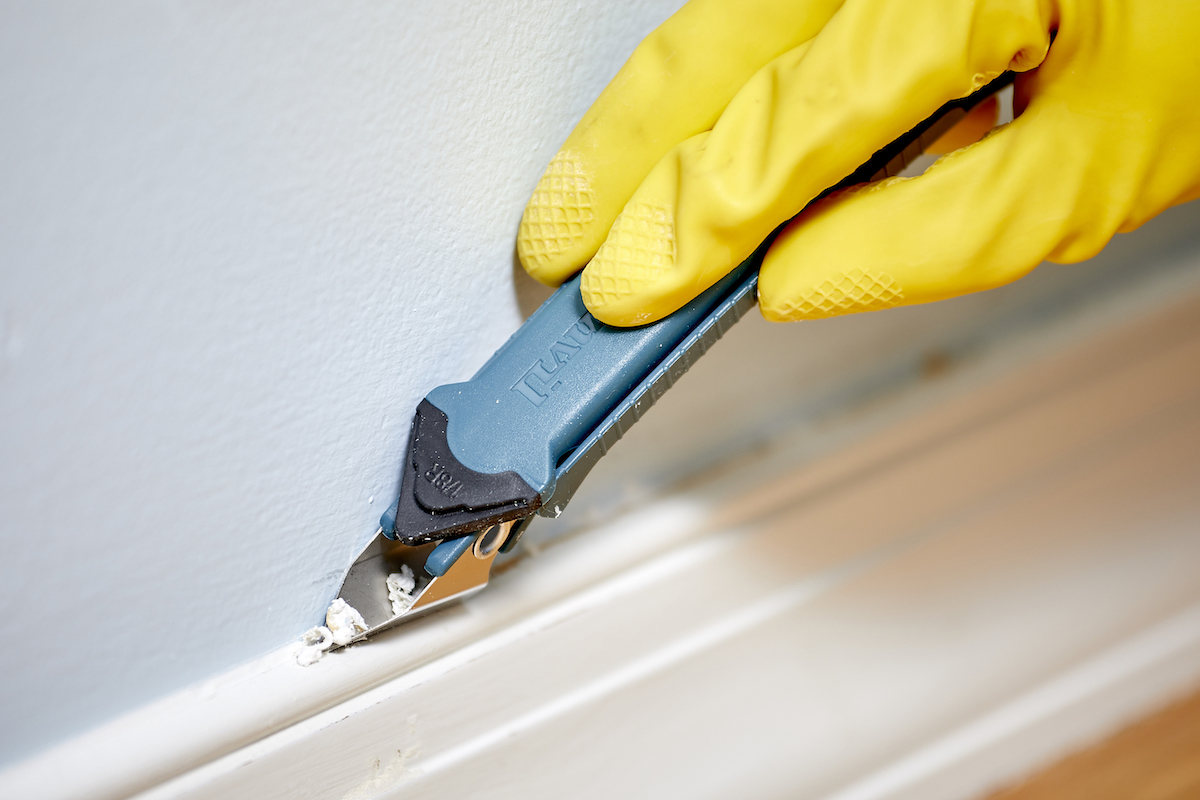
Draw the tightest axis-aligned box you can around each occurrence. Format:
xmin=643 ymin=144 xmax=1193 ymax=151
xmin=426 ymin=258 xmax=758 ymax=514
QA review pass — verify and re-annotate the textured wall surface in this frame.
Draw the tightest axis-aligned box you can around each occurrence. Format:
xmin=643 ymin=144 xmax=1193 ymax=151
xmin=0 ymin=0 xmax=686 ymax=766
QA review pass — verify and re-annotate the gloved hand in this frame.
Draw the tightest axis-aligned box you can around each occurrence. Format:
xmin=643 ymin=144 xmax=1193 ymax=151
xmin=516 ymin=0 xmax=1200 ymax=326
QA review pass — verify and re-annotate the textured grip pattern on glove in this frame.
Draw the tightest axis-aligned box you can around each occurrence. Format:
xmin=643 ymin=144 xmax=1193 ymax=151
xmin=773 ymin=268 xmax=904 ymax=320
xmin=518 ymin=153 xmax=596 ymax=277
xmin=582 ymin=202 xmax=676 ymax=312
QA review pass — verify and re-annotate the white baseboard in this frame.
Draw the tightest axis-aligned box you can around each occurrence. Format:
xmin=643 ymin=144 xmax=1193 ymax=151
xmin=824 ymin=603 xmax=1200 ymax=800
xmin=6 ymin=284 xmax=1200 ymax=800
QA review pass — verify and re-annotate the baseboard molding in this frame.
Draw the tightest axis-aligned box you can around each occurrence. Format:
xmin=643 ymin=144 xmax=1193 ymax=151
xmin=824 ymin=603 xmax=1200 ymax=800
xmin=6 ymin=283 xmax=1200 ymax=800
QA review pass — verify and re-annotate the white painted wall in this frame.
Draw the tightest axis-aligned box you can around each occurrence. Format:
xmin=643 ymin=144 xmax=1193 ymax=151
xmin=0 ymin=0 xmax=687 ymax=766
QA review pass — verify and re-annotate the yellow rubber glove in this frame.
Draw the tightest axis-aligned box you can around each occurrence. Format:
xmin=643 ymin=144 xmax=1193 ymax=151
xmin=517 ymin=0 xmax=1200 ymax=326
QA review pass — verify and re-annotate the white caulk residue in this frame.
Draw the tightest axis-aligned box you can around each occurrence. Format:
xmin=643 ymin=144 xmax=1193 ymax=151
xmin=296 ymin=625 xmax=334 ymax=666
xmin=295 ymin=596 xmax=376 ymax=667
xmin=387 ymin=564 xmax=416 ymax=616
xmin=326 ymin=597 xmax=368 ymax=645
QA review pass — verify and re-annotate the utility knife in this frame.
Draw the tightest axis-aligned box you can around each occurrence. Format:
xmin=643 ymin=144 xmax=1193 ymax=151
xmin=332 ymin=74 xmax=1014 ymax=646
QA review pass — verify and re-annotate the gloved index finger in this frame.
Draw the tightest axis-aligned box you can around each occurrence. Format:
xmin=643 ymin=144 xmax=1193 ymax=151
xmin=517 ymin=0 xmax=844 ymax=287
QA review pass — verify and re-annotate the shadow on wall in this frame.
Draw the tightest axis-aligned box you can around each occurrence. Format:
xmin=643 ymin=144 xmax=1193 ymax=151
xmin=513 ymin=247 xmax=556 ymax=318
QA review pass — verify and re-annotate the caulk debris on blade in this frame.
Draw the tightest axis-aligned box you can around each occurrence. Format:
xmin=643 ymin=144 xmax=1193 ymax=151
xmin=296 ymin=625 xmax=335 ymax=667
xmin=387 ymin=565 xmax=416 ymax=616
xmin=326 ymin=598 xmax=368 ymax=646
xmin=295 ymin=595 xmax=369 ymax=666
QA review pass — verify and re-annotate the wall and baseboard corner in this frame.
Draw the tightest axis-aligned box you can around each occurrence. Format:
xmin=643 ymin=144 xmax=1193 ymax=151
xmin=4 ymin=4 xmax=1200 ymax=798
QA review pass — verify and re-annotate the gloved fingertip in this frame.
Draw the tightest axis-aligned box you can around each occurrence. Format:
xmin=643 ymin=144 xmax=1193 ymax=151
xmin=577 ymin=196 xmax=681 ymax=327
xmin=516 ymin=252 xmax=570 ymax=288
xmin=517 ymin=150 xmax=600 ymax=284
xmin=760 ymin=228 xmax=908 ymax=322
xmin=580 ymin=283 xmax=660 ymax=327
xmin=756 ymin=302 xmax=793 ymax=323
